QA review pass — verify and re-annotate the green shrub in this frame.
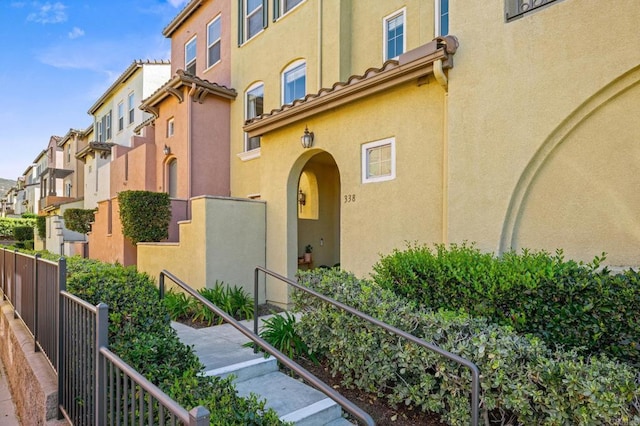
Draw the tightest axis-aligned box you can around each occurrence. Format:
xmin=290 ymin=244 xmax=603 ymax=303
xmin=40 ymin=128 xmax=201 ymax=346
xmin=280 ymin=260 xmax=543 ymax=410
xmin=118 ymin=190 xmax=171 ymax=244
xmin=35 ymin=215 xmax=46 ymax=239
xmin=372 ymin=243 xmax=640 ymax=365
xmin=13 ymin=225 xmax=33 ymax=241
xmin=21 ymin=213 xmax=37 ymax=219
xmin=257 ymin=312 xmax=317 ymax=362
xmin=63 ymin=208 xmax=96 ymax=234
xmin=164 ymin=289 xmax=197 ymax=321
xmin=65 ymin=257 xmax=284 ymax=424
xmin=294 ymin=268 xmax=640 ymax=426
xmin=0 ymin=217 xmax=36 ymax=239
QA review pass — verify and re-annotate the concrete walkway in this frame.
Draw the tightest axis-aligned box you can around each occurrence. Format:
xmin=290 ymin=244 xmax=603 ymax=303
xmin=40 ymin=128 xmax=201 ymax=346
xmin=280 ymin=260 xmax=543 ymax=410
xmin=0 ymin=354 xmax=20 ymax=425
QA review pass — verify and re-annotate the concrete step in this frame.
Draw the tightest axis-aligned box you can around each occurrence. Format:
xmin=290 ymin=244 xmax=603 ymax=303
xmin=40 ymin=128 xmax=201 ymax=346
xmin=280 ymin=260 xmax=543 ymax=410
xmin=234 ymin=371 xmax=343 ymax=426
xmin=172 ymin=316 xmax=351 ymax=425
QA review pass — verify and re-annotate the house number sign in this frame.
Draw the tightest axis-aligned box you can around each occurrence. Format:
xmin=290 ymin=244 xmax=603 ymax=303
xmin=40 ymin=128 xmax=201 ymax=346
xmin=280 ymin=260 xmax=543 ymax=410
xmin=344 ymin=194 xmax=356 ymax=203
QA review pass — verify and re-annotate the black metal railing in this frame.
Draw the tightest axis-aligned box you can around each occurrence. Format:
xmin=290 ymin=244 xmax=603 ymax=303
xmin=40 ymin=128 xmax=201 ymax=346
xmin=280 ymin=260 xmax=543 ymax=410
xmin=506 ymin=0 xmax=558 ymax=21
xmin=0 ymin=248 xmax=210 ymax=425
xmin=255 ymin=266 xmax=481 ymax=426
xmin=159 ymin=269 xmax=375 ymax=426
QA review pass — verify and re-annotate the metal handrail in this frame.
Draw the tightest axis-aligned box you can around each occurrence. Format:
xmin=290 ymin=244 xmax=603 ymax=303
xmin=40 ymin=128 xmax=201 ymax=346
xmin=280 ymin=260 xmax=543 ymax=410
xmin=159 ymin=269 xmax=374 ymax=426
xmin=256 ymin=266 xmax=481 ymax=426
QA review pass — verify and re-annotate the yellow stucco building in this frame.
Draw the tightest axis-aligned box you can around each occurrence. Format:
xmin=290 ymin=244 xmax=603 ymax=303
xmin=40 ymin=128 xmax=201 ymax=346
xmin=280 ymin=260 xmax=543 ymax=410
xmin=138 ymin=0 xmax=640 ymax=307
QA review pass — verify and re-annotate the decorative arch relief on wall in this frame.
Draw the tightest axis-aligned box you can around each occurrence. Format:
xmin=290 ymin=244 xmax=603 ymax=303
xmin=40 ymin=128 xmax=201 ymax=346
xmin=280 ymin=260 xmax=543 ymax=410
xmin=500 ymin=65 xmax=640 ymax=254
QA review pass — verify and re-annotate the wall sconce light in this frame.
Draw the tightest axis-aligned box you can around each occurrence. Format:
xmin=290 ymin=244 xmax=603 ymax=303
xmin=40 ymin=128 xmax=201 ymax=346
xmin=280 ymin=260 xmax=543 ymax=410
xmin=300 ymin=126 xmax=314 ymax=149
xmin=298 ymin=189 xmax=306 ymax=211
xmin=163 ymin=144 xmax=171 ymax=155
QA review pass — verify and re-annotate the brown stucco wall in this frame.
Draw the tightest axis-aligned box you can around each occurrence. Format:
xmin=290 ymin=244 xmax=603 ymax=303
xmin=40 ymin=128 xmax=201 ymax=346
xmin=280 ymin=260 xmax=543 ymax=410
xmin=0 ymin=301 xmax=62 ymax=425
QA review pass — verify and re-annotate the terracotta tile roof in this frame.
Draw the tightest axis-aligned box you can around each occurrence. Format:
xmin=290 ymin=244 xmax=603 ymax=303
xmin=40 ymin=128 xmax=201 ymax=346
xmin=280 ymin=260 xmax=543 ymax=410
xmin=134 ymin=116 xmax=156 ymax=134
xmin=140 ymin=69 xmax=237 ymax=114
xmin=244 ymin=36 xmax=459 ymax=136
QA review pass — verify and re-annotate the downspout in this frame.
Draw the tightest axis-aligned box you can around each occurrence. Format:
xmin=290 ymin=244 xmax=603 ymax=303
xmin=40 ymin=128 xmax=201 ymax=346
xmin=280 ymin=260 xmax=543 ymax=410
xmin=433 ymin=58 xmax=448 ymax=92
xmin=318 ymin=0 xmax=323 ymax=90
xmin=434 ymin=59 xmax=448 ymax=244
xmin=188 ymin=83 xmax=197 ymax=201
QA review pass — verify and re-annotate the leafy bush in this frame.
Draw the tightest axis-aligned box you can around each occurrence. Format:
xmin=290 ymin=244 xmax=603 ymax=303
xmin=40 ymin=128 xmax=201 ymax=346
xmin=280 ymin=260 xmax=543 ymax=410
xmin=65 ymin=257 xmax=284 ymax=424
xmin=372 ymin=243 xmax=640 ymax=365
xmin=0 ymin=217 xmax=36 ymax=239
xmin=13 ymin=226 xmax=33 ymax=241
xmin=35 ymin=215 xmax=46 ymax=239
xmin=294 ymin=268 xmax=640 ymax=426
xmin=118 ymin=190 xmax=171 ymax=244
xmin=63 ymin=208 xmax=96 ymax=234
xmin=21 ymin=213 xmax=37 ymax=219
xmin=257 ymin=312 xmax=317 ymax=362
xmin=165 ymin=282 xmax=254 ymax=326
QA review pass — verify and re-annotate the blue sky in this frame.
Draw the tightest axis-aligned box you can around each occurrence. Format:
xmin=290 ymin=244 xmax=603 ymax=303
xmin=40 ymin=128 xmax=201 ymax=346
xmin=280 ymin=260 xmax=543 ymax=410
xmin=0 ymin=0 xmax=189 ymax=181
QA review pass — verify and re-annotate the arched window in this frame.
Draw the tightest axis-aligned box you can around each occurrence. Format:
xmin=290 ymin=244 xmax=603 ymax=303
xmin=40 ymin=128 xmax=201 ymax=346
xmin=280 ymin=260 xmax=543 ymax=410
xmin=282 ymin=60 xmax=306 ymax=105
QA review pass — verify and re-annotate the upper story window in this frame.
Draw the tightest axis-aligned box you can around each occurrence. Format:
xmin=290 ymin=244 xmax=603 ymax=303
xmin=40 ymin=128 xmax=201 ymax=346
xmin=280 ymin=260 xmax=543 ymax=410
xmin=245 ymin=82 xmax=264 ymax=151
xmin=282 ymin=60 xmax=306 ymax=105
xmin=435 ymin=0 xmax=449 ymax=36
xmin=117 ymin=101 xmax=124 ymax=132
xmin=167 ymin=118 xmax=175 ymax=138
xmin=97 ymin=121 xmax=103 ymax=142
xmin=105 ymin=110 xmax=112 ymax=141
xmin=207 ymin=16 xmax=222 ymax=68
xmin=383 ymin=8 xmax=405 ymax=60
xmin=66 ymin=145 xmax=71 ymax=163
xmin=506 ymin=0 xmax=558 ymax=21
xmin=185 ymin=36 xmax=197 ymax=75
xmin=273 ymin=0 xmax=304 ymax=20
xmin=362 ymin=138 xmax=396 ymax=183
xmin=239 ymin=0 xmax=267 ymax=44
xmin=128 ymin=92 xmax=135 ymax=124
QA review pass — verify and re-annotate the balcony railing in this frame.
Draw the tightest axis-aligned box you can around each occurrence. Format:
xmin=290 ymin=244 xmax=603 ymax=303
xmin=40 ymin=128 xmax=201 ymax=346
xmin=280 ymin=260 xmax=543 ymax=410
xmin=506 ymin=0 xmax=558 ymax=21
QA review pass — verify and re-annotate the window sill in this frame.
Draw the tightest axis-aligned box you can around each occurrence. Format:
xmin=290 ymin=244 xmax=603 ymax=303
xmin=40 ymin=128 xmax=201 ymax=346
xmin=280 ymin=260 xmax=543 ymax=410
xmin=237 ymin=148 xmax=261 ymax=162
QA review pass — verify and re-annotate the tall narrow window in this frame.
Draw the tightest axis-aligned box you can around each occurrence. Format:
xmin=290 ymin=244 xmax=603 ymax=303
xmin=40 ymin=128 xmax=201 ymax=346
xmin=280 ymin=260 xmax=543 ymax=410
xmin=240 ymin=0 xmax=266 ymax=43
xmin=185 ymin=36 xmax=197 ymax=75
xmin=167 ymin=118 xmax=175 ymax=138
xmin=384 ymin=9 xmax=405 ymax=60
xmin=207 ymin=16 xmax=221 ymax=68
xmin=282 ymin=60 xmax=306 ymax=105
xmin=105 ymin=110 xmax=112 ymax=141
xmin=168 ymin=159 xmax=178 ymax=198
xmin=245 ymin=83 xmax=264 ymax=151
xmin=435 ymin=0 xmax=449 ymax=36
xmin=128 ymin=92 xmax=135 ymax=124
xmin=117 ymin=101 xmax=124 ymax=131
xmin=97 ymin=121 xmax=103 ymax=142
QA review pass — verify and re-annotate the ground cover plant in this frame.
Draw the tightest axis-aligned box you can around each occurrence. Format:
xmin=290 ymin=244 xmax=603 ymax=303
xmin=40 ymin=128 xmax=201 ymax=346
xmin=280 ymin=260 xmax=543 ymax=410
xmin=372 ymin=243 xmax=640 ymax=367
xmin=294 ymin=267 xmax=640 ymax=425
xmin=63 ymin=256 xmax=285 ymax=425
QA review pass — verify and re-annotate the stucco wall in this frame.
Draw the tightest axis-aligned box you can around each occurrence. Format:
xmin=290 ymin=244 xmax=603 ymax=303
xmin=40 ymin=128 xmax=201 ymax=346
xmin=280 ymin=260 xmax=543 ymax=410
xmin=446 ymin=0 xmax=640 ymax=265
xmin=137 ymin=196 xmax=266 ymax=303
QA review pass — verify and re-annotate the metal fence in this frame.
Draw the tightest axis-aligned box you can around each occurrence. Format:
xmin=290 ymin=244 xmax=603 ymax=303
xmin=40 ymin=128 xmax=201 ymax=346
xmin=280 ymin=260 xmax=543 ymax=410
xmin=0 ymin=248 xmax=209 ymax=425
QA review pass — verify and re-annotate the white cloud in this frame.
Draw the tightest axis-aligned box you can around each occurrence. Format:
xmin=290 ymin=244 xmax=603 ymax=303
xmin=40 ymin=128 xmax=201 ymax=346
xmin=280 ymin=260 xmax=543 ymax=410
xmin=68 ymin=26 xmax=84 ymax=39
xmin=27 ymin=2 xmax=67 ymax=24
xmin=167 ymin=0 xmax=188 ymax=8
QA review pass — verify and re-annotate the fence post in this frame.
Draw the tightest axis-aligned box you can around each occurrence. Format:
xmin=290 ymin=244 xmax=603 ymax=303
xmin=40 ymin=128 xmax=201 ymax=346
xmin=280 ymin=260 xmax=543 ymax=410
xmin=57 ymin=257 xmax=66 ymax=420
xmin=159 ymin=272 xmax=165 ymax=300
xmin=188 ymin=406 xmax=210 ymax=426
xmin=13 ymin=249 xmax=17 ymax=319
xmin=34 ymin=253 xmax=41 ymax=352
xmin=95 ymin=303 xmax=108 ymax=426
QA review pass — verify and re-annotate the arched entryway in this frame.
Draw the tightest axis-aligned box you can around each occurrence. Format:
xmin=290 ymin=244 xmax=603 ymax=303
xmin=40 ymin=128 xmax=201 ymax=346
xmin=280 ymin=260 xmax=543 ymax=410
xmin=295 ymin=151 xmax=341 ymax=269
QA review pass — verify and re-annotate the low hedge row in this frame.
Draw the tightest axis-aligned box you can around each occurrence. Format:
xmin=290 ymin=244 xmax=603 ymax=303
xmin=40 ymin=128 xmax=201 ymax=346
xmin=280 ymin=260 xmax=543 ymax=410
xmin=294 ymin=269 xmax=640 ymax=426
xmin=65 ymin=257 xmax=285 ymax=425
xmin=0 ymin=217 xmax=36 ymax=239
xmin=372 ymin=243 xmax=640 ymax=366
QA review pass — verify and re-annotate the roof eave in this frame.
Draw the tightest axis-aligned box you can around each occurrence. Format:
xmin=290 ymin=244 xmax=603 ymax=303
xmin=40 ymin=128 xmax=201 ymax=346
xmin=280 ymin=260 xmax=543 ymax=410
xmin=162 ymin=0 xmax=204 ymax=37
xmin=244 ymin=46 xmax=453 ymax=138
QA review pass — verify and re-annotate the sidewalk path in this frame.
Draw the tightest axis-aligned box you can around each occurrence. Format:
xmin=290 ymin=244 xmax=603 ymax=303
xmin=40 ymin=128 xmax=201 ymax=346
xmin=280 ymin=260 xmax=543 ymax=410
xmin=0 ymin=354 xmax=20 ymax=425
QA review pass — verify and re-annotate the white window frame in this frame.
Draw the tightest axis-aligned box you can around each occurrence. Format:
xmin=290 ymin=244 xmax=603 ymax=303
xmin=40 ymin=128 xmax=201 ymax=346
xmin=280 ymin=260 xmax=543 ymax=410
xmin=244 ymin=82 xmax=264 ymax=152
xmin=282 ymin=60 xmax=306 ymax=105
xmin=117 ymin=101 xmax=124 ymax=132
xmin=167 ymin=118 xmax=175 ymax=138
xmin=128 ymin=92 xmax=135 ymax=125
xmin=383 ymin=8 xmax=406 ymax=61
xmin=361 ymin=137 xmax=396 ymax=184
xmin=435 ymin=0 xmax=449 ymax=36
xmin=207 ymin=15 xmax=222 ymax=69
xmin=105 ymin=110 xmax=112 ymax=141
xmin=275 ymin=0 xmax=304 ymax=19
xmin=97 ymin=121 xmax=103 ymax=142
xmin=185 ymin=36 xmax=197 ymax=75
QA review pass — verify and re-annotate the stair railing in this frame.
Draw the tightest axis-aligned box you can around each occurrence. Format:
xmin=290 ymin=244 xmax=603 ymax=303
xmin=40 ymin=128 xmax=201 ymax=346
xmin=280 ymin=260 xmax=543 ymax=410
xmin=255 ymin=266 xmax=481 ymax=426
xmin=159 ymin=269 xmax=375 ymax=426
